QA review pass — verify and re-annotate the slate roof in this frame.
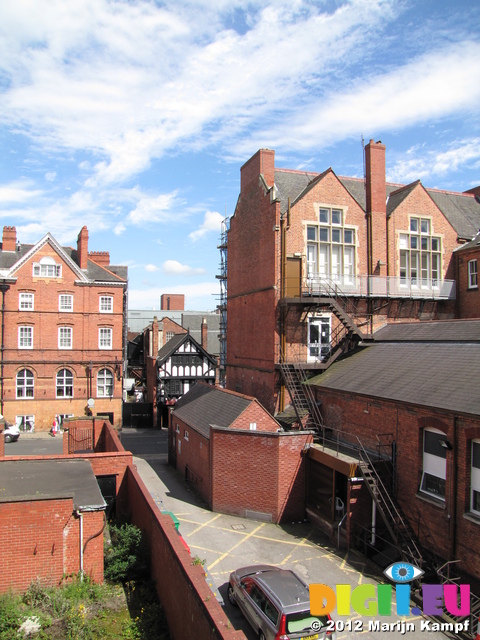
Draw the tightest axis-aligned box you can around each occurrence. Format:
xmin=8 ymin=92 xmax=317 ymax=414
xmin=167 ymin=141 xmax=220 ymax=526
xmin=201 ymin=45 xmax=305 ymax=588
xmin=373 ymin=320 xmax=480 ymax=342
xmin=0 ymin=239 xmax=127 ymax=284
xmin=156 ymin=332 xmax=217 ymax=365
xmin=0 ymin=459 xmax=106 ymax=510
xmin=308 ymin=342 xmax=480 ymax=417
xmin=272 ymin=168 xmax=480 ymax=240
xmin=181 ymin=313 xmax=221 ymax=355
xmin=172 ymin=383 xmax=253 ymax=438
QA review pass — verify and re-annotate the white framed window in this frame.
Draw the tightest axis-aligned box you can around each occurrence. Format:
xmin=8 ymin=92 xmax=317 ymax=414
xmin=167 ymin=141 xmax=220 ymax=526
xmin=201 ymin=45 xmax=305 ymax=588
xmin=18 ymin=326 xmax=33 ymax=349
xmin=58 ymin=327 xmax=72 ymax=349
xmin=59 ymin=294 xmax=73 ymax=312
xmin=19 ymin=293 xmax=34 ymax=310
xmin=16 ymin=415 xmax=35 ymax=432
xmin=184 ymin=429 xmax=189 ymax=441
xmin=471 ymin=440 xmax=480 ymax=515
xmin=97 ymin=368 xmax=114 ymax=397
xmin=166 ymin=332 xmax=175 ymax=342
xmin=307 ymin=207 xmax=356 ymax=282
xmin=468 ymin=259 xmax=478 ymax=289
xmin=56 ymin=368 xmax=73 ymax=397
xmin=32 ymin=256 xmax=61 ymax=278
xmin=420 ymin=427 xmax=447 ymax=500
xmin=99 ymin=296 xmax=113 ymax=313
xmin=400 ymin=218 xmax=441 ymax=286
xmin=16 ymin=369 xmax=34 ymax=398
xmin=99 ymin=327 xmax=112 ymax=349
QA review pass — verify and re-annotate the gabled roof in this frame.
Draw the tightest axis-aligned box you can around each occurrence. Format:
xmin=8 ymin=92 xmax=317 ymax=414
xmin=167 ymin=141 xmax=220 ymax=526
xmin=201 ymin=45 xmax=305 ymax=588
xmin=0 ymin=233 xmax=127 ymax=284
xmin=156 ymin=332 xmax=217 ymax=365
xmin=272 ymin=164 xmax=480 ymax=241
xmin=454 ymin=231 xmax=480 ymax=253
xmin=308 ymin=341 xmax=480 ymax=417
xmin=172 ymin=383 xmax=256 ymax=438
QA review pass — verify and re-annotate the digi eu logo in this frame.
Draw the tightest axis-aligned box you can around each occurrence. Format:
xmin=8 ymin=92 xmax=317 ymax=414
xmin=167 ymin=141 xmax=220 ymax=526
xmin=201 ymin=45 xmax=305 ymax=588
xmin=309 ymin=561 xmax=471 ymax=618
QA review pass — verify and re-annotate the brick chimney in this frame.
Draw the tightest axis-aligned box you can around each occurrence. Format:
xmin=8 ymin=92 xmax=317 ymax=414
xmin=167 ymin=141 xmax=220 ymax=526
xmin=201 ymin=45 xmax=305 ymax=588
xmin=2 ymin=226 xmax=17 ymax=252
xmin=365 ymin=140 xmax=387 ymax=276
xmin=201 ymin=317 xmax=207 ymax=351
xmin=240 ymin=149 xmax=275 ymax=193
xmin=151 ymin=316 xmax=159 ymax=356
xmin=89 ymin=251 xmax=110 ymax=266
xmin=77 ymin=226 xmax=89 ymax=269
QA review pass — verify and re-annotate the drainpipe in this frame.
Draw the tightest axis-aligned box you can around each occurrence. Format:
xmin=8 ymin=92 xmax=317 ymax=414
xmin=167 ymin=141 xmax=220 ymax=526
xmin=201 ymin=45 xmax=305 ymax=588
xmin=0 ymin=282 xmax=10 ymax=415
xmin=450 ymin=417 xmax=457 ymax=560
xmin=76 ymin=510 xmax=84 ymax=581
xmin=279 ymin=199 xmax=290 ymax=412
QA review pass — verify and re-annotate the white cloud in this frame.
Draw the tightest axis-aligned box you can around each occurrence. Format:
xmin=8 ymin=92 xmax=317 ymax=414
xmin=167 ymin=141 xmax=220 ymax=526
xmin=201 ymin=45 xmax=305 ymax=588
xmin=163 ymin=260 xmax=206 ymax=276
xmin=145 ymin=264 xmax=159 ymax=272
xmin=45 ymin=171 xmax=56 ymax=182
xmin=127 ymin=191 xmax=180 ymax=226
xmin=189 ymin=210 xmax=224 ymax=241
xmin=0 ymin=180 xmax=43 ymax=204
xmin=390 ymin=138 xmax=480 ymax=184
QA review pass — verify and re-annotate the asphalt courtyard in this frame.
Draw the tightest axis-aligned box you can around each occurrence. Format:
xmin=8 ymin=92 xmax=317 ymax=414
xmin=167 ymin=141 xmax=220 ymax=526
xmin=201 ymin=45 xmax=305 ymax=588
xmin=120 ymin=429 xmax=455 ymax=640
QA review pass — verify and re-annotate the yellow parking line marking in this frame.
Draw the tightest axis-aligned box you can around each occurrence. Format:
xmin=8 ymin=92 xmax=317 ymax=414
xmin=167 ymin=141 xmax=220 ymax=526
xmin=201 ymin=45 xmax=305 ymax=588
xmin=280 ymin=531 xmax=312 ymax=565
xmin=207 ymin=523 xmax=266 ymax=571
xmin=188 ymin=513 xmax=222 ymax=535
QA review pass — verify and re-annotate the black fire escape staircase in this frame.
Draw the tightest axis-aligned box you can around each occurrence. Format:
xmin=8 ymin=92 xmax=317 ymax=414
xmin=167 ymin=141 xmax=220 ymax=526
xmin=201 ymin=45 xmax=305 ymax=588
xmin=356 ymin=439 xmax=428 ymax=570
xmin=279 ymin=357 xmax=323 ymax=432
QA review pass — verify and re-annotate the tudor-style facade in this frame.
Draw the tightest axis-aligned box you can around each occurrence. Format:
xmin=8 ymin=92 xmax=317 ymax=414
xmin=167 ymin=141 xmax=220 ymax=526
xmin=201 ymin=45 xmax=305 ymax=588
xmin=156 ymin=332 xmax=217 ymax=425
xmin=0 ymin=225 xmax=127 ymax=431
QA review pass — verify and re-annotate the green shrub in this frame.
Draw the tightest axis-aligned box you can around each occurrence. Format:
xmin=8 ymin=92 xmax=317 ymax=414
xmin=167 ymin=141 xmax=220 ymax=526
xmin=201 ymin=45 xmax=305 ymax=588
xmin=104 ymin=523 xmax=148 ymax=583
xmin=0 ymin=592 xmax=22 ymax=637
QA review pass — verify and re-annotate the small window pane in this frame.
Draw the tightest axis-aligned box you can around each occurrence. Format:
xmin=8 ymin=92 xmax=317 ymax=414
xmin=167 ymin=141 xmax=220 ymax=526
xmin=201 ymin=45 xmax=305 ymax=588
xmin=59 ymin=295 xmax=73 ymax=311
xmin=431 ymin=238 xmax=440 ymax=252
xmin=344 ymin=229 xmax=354 ymax=244
xmin=424 ymin=430 xmax=447 ymax=458
xmin=410 ymin=218 xmax=418 ymax=232
xmin=100 ymin=296 xmax=113 ymax=313
xmin=319 ymin=228 xmax=329 ymax=242
xmin=421 ymin=219 xmax=430 ymax=234
xmin=410 ymin=236 xmax=418 ymax=249
xmin=319 ymin=208 xmax=329 ymax=223
xmin=421 ymin=237 xmax=429 ymax=250
xmin=332 ymin=229 xmax=341 ymax=243
xmin=331 ymin=209 xmax=342 ymax=225
xmin=19 ymin=293 xmax=34 ymax=310
xmin=473 ymin=441 xmax=480 ymax=469
xmin=307 ymin=226 xmax=317 ymax=241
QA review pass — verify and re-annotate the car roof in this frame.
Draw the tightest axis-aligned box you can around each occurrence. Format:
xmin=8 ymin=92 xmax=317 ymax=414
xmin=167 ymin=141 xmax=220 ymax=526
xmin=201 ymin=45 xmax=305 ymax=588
xmin=253 ymin=569 xmax=310 ymax=610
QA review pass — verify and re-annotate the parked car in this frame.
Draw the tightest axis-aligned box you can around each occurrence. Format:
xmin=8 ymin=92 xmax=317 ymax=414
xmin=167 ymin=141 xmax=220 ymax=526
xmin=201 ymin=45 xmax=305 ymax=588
xmin=4 ymin=423 xmax=20 ymax=443
xmin=228 ymin=564 xmax=336 ymax=640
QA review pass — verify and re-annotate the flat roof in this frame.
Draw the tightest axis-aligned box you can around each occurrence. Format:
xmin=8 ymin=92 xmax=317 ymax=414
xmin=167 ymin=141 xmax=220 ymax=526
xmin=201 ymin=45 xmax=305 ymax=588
xmin=0 ymin=459 xmax=106 ymax=510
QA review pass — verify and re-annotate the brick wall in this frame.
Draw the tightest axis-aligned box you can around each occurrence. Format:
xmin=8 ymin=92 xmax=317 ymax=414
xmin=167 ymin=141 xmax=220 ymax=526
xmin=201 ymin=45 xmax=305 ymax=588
xmin=0 ymin=498 xmax=104 ymax=593
xmin=211 ymin=429 xmax=312 ymax=522
xmin=170 ymin=415 xmax=211 ymax=505
xmin=457 ymin=245 xmax=480 ymax=318
xmin=124 ymin=465 xmax=245 ymax=640
xmin=315 ymin=387 xmax=480 ymax=579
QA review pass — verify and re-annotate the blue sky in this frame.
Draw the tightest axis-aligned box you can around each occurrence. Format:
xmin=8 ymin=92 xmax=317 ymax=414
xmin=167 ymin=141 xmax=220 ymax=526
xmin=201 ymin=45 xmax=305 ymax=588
xmin=1 ymin=0 xmax=479 ymax=311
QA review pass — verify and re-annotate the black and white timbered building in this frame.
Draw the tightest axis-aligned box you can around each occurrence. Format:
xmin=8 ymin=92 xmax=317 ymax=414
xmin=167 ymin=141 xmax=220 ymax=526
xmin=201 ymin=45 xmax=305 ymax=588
xmin=156 ymin=332 xmax=217 ymax=411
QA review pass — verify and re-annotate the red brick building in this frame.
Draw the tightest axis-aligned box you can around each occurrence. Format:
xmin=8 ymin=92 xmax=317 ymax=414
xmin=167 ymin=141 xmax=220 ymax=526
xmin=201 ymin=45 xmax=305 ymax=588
xmin=170 ymin=383 xmax=312 ymax=523
xmin=226 ymin=142 xmax=480 ymax=417
xmin=0 ymin=226 xmax=127 ymax=431
xmin=307 ymin=320 xmax=480 ymax=581
xmin=455 ymin=231 xmax=480 ymax=318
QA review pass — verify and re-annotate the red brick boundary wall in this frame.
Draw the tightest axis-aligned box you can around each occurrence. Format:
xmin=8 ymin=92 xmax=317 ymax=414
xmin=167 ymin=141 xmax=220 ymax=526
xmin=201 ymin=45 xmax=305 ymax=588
xmin=124 ymin=465 xmax=245 ymax=640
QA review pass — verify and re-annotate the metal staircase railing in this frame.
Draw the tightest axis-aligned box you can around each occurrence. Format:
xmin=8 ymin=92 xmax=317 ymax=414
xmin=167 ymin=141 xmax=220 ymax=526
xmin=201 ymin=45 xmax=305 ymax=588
xmin=279 ymin=348 xmax=323 ymax=431
xmin=355 ymin=437 xmax=424 ymax=568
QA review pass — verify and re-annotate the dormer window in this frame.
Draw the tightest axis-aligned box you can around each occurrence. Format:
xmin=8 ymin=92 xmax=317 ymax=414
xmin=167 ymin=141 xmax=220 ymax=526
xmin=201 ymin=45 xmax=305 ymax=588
xmin=33 ymin=256 xmax=61 ymax=278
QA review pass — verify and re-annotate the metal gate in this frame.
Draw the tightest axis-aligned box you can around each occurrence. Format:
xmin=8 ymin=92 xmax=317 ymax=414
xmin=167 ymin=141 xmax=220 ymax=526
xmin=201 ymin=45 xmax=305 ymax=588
xmin=122 ymin=402 xmax=153 ymax=428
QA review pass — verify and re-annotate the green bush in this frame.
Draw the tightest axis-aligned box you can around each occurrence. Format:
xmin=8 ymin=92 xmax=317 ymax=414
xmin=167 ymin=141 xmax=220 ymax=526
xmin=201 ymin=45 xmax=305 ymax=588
xmin=105 ymin=523 xmax=148 ymax=583
xmin=0 ymin=592 xmax=22 ymax=637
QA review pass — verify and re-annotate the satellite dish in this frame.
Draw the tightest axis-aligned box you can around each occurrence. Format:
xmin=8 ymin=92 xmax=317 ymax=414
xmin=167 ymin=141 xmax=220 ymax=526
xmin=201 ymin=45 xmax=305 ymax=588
xmin=87 ymin=398 xmax=95 ymax=408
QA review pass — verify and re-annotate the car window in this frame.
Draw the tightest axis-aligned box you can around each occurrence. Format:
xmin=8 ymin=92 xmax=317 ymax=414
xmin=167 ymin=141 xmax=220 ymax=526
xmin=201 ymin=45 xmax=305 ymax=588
xmin=264 ymin=599 xmax=279 ymax=625
xmin=249 ymin=585 xmax=266 ymax=610
xmin=286 ymin=612 xmax=328 ymax=634
xmin=240 ymin=578 xmax=254 ymax=595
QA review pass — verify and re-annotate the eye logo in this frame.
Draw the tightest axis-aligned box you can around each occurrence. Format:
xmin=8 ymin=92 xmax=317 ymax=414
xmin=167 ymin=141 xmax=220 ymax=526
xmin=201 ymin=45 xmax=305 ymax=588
xmin=384 ymin=562 xmax=424 ymax=583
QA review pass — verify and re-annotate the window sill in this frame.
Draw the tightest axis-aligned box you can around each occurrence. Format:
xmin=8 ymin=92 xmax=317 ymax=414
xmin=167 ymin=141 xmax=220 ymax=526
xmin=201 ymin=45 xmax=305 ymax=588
xmin=467 ymin=286 xmax=478 ymax=291
xmin=463 ymin=512 xmax=480 ymax=525
xmin=416 ymin=492 xmax=446 ymax=509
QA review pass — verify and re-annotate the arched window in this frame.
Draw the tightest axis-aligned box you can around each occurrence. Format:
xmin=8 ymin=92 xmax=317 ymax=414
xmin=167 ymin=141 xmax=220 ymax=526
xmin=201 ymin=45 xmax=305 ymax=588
xmin=420 ymin=427 xmax=447 ymax=500
xmin=16 ymin=369 xmax=34 ymax=398
xmin=97 ymin=369 xmax=113 ymax=397
xmin=56 ymin=369 xmax=73 ymax=397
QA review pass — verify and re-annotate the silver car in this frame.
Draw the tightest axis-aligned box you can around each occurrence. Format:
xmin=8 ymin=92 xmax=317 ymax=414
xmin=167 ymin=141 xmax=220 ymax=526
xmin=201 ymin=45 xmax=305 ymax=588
xmin=228 ymin=565 xmax=336 ymax=640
